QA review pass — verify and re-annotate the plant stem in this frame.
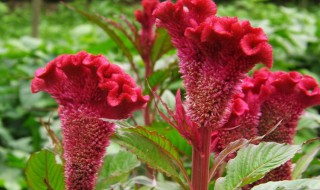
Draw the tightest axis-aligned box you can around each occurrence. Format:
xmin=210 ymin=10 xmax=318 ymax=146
xmin=192 ymin=127 xmax=212 ymax=190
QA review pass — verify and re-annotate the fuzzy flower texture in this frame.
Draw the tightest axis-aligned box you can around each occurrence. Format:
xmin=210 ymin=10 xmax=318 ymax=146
xmin=154 ymin=0 xmax=272 ymax=131
xmin=31 ymin=51 xmax=149 ymax=190
xmin=154 ymin=0 xmax=320 ymax=187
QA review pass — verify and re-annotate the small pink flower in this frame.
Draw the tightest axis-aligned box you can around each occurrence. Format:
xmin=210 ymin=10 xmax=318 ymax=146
xmin=154 ymin=0 xmax=272 ymax=130
xmin=31 ymin=51 xmax=149 ymax=190
xmin=135 ymin=0 xmax=160 ymax=61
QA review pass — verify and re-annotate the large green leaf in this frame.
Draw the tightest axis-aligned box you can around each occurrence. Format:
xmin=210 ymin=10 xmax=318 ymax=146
xmin=252 ymin=179 xmax=320 ymax=190
xmin=209 ymin=139 xmax=250 ymax=181
xmin=96 ymin=151 xmax=140 ymax=189
xmin=293 ymin=146 xmax=320 ymax=179
xmin=148 ymin=122 xmax=192 ymax=157
xmin=215 ymin=142 xmax=301 ymax=190
xmin=101 ymin=151 xmax=140 ymax=177
xmin=25 ymin=150 xmax=65 ymax=190
xmin=112 ymin=126 xmax=188 ymax=189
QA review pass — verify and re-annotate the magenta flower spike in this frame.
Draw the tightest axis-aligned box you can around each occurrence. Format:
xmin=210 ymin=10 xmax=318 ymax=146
xmin=31 ymin=51 xmax=149 ymax=190
xmin=135 ymin=0 xmax=160 ymax=76
xmin=154 ymin=1 xmax=272 ymax=189
xmin=250 ymin=69 xmax=320 ymax=144
xmin=249 ymin=69 xmax=320 ymax=185
xmin=154 ymin=0 xmax=273 ymax=130
xmin=135 ymin=0 xmax=159 ymax=53
xmin=212 ymin=75 xmax=271 ymax=156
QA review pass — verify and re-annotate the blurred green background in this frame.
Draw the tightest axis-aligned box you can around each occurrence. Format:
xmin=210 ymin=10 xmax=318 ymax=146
xmin=0 ymin=0 xmax=319 ymax=189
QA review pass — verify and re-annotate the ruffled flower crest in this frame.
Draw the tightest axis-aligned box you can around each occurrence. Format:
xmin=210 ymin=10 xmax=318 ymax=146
xmin=135 ymin=0 xmax=160 ymax=61
xmin=212 ymin=76 xmax=271 ymax=154
xmin=254 ymin=69 xmax=320 ymax=144
xmin=154 ymin=0 xmax=273 ymax=129
xmin=242 ymin=69 xmax=320 ymax=188
xmin=31 ymin=51 xmax=149 ymax=190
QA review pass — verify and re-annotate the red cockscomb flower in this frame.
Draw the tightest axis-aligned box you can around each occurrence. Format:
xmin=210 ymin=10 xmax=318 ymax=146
xmin=135 ymin=0 xmax=160 ymax=63
xmin=31 ymin=51 xmax=149 ymax=190
xmin=247 ymin=69 xmax=320 ymax=187
xmin=212 ymin=75 xmax=271 ymax=156
xmin=255 ymin=69 xmax=320 ymax=143
xmin=154 ymin=0 xmax=273 ymax=131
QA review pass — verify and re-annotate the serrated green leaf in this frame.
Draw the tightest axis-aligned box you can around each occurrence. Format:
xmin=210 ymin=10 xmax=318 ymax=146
xmin=293 ymin=147 xmax=320 ymax=179
xmin=148 ymin=122 xmax=192 ymax=157
xmin=125 ymin=127 xmax=184 ymax=168
xmin=251 ymin=179 xmax=320 ymax=190
xmin=209 ymin=139 xmax=250 ymax=181
xmin=112 ymin=126 xmax=187 ymax=188
xmin=96 ymin=172 xmax=129 ymax=190
xmin=25 ymin=150 xmax=65 ymax=190
xmin=215 ymin=142 xmax=301 ymax=190
xmin=100 ymin=151 xmax=140 ymax=177
xmin=214 ymin=177 xmax=226 ymax=190
xmin=298 ymin=111 xmax=320 ymax=130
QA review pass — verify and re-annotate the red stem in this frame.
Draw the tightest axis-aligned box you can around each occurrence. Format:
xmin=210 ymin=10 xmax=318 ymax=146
xmin=143 ymin=55 xmax=153 ymax=126
xmin=192 ymin=127 xmax=212 ymax=190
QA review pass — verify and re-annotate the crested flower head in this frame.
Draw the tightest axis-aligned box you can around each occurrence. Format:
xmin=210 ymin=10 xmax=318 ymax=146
xmin=31 ymin=51 xmax=149 ymax=190
xmin=212 ymin=76 xmax=270 ymax=154
xmin=32 ymin=51 xmax=149 ymax=119
xmin=135 ymin=0 xmax=160 ymax=59
xmin=254 ymin=69 xmax=320 ymax=144
xmin=245 ymin=69 xmax=320 ymax=187
xmin=135 ymin=0 xmax=159 ymax=33
xmin=154 ymin=0 xmax=273 ymax=129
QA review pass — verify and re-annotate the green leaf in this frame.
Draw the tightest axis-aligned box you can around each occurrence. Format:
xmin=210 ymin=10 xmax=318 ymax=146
xmin=112 ymin=126 xmax=188 ymax=188
xmin=209 ymin=139 xmax=250 ymax=181
xmin=96 ymin=151 xmax=140 ymax=188
xmin=151 ymin=28 xmax=174 ymax=63
xmin=66 ymin=5 xmax=135 ymax=69
xmin=25 ymin=150 xmax=65 ymax=190
xmin=145 ymin=70 xmax=169 ymax=94
xmin=251 ymin=179 xmax=320 ymax=190
xmin=119 ymin=176 xmax=181 ymax=190
xmin=101 ymin=151 xmax=140 ymax=176
xmin=96 ymin=173 xmax=129 ymax=190
xmin=293 ymin=147 xmax=320 ymax=179
xmin=215 ymin=142 xmax=301 ymax=190
xmin=298 ymin=111 xmax=320 ymax=130
xmin=148 ymin=122 xmax=192 ymax=157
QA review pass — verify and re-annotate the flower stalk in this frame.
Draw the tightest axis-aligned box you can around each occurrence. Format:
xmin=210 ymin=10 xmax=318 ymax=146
xmin=191 ymin=127 xmax=212 ymax=190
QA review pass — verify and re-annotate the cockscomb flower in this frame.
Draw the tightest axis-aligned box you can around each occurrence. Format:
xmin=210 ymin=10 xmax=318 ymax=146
xmin=211 ymin=76 xmax=271 ymax=155
xmin=135 ymin=0 xmax=160 ymax=62
xmin=31 ymin=51 xmax=149 ymax=190
xmin=154 ymin=0 xmax=273 ymax=129
xmin=248 ymin=68 xmax=320 ymax=187
xmin=255 ymin=69 xmax=320 ymax=144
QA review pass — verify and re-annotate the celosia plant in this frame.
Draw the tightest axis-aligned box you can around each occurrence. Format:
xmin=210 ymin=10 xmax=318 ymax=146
xmin=247 ymin=69 xmax=320 ymax=188
xmin=27 ymin=0 xmax=320 ymax=190
xmin=135 ymin=0 xmax=160 ymax=73
xmin=154 ymin=0 xmax=272 ymax=189
xmin=31 ymin=51 xmax=148 ymax=190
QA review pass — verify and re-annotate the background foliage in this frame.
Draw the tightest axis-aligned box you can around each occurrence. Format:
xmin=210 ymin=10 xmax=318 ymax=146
xmin=0 ymin=0 xmax=319 ymax=189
